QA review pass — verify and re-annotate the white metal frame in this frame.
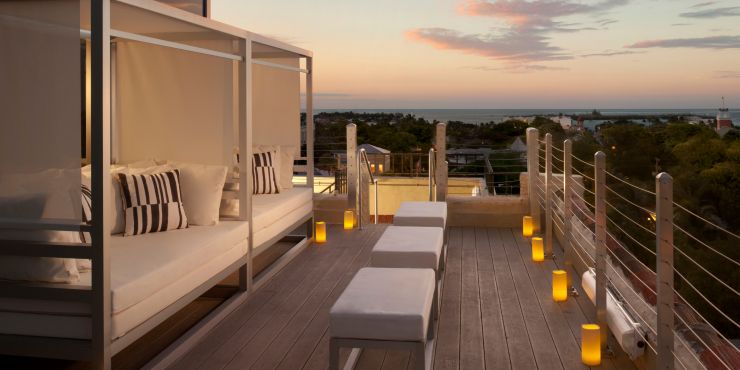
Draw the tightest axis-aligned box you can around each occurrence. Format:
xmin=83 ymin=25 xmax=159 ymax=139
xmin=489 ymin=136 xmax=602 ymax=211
xmin=0 ymin=1 xmax=314 ymax=369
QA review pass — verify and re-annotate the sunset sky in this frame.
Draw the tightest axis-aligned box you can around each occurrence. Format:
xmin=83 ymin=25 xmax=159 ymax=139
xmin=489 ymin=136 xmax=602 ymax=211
xmin=213 ymin=0 xmax=740 ymax=109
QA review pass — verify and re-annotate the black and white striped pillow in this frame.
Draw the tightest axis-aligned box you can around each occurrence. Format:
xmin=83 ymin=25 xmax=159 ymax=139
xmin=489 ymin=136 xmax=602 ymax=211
xmin=252 ymin=152 xmax=279 ymax=194
xmin=253 ymin=166 xmax=279 ymax=194
xmin=80 ymin=184 xmax=92 ymax=243
xmin=117 ymin=170 xmax=188 ymax=236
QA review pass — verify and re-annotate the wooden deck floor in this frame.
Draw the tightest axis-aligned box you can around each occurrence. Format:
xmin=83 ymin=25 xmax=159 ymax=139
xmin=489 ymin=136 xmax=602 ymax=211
xmin=171 ymin=225 xmax=636 ymax=370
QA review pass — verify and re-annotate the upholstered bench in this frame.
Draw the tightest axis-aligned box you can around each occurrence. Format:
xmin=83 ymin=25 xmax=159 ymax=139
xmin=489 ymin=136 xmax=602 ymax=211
xmin=329 ymin=267 xmax=437 ymax=370
xmin=370 ymin=226 xmax=445 ymax=280
xmin=393 ymin=201 xmax=447 ymax=228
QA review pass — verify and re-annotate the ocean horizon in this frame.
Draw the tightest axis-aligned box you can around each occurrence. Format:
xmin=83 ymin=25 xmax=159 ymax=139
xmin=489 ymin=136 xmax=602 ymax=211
xmin=315 ymin=108 xmax=740 ymax=125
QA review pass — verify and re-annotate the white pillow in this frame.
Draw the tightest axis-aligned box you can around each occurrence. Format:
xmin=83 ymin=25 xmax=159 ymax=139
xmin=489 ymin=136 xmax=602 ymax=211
xmin=278 ymin=145 xmax=296 ymax=189
xmin=168 ymin=162 xmax=228 ymax=226
xmin=0 ymin=188 xmax=81 ymax=283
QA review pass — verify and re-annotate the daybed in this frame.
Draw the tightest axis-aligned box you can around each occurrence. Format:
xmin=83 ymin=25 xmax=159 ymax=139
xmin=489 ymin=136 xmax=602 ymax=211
xmin=0 ymin=221 xmax=248 ymax=340
xmin=0 ymin=1 xmax=314 ymax=369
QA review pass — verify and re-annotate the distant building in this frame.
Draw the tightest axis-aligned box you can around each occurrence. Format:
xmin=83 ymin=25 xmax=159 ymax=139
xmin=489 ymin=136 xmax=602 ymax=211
xmin=509 ymin=137 xmax=527 ymax=152
xmin=551 ymin=114 xmax=573 ymax=129
xmin=717 ymin=97 xmax=733 ymax=131
xmin=358 ymin=144 xmax=390 ymax=173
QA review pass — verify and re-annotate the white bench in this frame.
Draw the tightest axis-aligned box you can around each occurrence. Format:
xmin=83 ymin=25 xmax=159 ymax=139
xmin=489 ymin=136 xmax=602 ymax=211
xmin=393 ymin=201 xmax=447 ymax=228
xmin=330 ymin=268 xmax=436 ymax=370
xmin=370 ymin=226 xmax=445 ymax=280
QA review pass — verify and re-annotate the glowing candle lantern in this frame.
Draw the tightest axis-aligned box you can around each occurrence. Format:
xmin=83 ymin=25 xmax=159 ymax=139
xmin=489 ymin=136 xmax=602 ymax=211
xmin=315 ymin=222 xmax=327 ymax=243
xmin=522 ymin=216 xmax=534 ymax=237
xmin=531 ymin=237 xmax=544 ymax=262
xmin=378 ymin=164 xmax=384 ymax=173
xmin=344 ymin=210 xmax=354 ymax=230
xmin=581 ymin=324 xmax=601 ymax=366
xmin=552 ymin=270 xmax=568 ymax=302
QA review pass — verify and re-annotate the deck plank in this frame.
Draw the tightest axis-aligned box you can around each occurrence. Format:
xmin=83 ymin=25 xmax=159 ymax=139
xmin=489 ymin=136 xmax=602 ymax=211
xmin=250 ymin=225 xmax=384 ymax=369
xmin=459 ymin=227 xmax=485 ymax=369
xmin=510 ymin=229 xmax=589 ymax=370
xmin=487 ymin=228 xmax=537 ymax=369
xmin=498 ymin=228 xmax=563 ymax=370
xmin=283 ymin=225 xmax=385 ymax=370
xmin=475 ymin=227 xmax=510 ymax=370
xmin=433 ymin=227 xmax=463 ymax=370
xmin=173 ymin=226 xmax=639 ymax=370
xmin=224 ymin=227 xmax=377 ymax=369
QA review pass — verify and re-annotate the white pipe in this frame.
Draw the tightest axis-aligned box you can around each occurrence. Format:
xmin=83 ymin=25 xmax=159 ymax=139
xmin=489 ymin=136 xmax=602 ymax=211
xmin=582 ymin=269 xmax=646 ymax=360
xmin=80 ymin=29 xmax=243 ymax=61
xmin=252 ymin=59 xmax=308 ymax=74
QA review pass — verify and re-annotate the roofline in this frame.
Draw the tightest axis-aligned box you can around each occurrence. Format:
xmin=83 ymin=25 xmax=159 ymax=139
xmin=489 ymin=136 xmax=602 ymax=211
xmin=115 ymin=0 xmax=312 ymax=58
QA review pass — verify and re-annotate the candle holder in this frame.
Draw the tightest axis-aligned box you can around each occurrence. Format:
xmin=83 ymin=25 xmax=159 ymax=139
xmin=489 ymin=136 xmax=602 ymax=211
xmin=315 ymin=221 xmax=326 ymax=243
xmin=531 ymin=236 xmax=544 ymax=262
xmin=522 ymin=216 xmax=534 ymax=237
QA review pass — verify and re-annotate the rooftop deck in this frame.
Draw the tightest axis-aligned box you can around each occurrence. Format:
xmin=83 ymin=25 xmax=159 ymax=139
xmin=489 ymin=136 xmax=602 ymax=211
xmin=171 ymin=224 xmax=636 ymax=370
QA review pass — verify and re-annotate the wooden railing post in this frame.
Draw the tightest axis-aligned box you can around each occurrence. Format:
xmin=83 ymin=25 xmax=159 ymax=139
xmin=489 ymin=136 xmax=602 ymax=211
xmin=435 ymin=122 xmax=447 ymax=202
xmin=545 ymin=133 xmax=553 ymax=257
xmin=346 ymin=124 xmax=357 ymax=217
xmin=594 ymin=151 xmax=608 ymax=349
xmin=656 ymin=173 xmax=675 ymax=370
xmin=526 ymin=128 xmax=540 ymax=233
xmin=563 ymin=140 xmax=574 ymax=284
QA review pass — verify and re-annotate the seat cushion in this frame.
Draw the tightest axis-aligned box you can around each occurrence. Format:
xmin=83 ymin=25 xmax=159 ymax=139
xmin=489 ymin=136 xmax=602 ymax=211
xmin=371 ymin=226 xmax=443 ymax=271
xmin=330 ymin=267 xmax=435 ymax=341
xmin=393 ymin=201 xmax=447 ymax=228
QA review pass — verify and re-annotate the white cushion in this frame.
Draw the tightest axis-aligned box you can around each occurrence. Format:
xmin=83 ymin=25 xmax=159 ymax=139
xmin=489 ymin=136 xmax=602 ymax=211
xmin=0 ymin=170 xmax=82 ymax=283
xmin=371 ymin=226 xmax=444 ymax=271
xmin=168 ymin=162 xmax=227 ymax=226
xmin=330 ymin=267 xmax=435 ymax=341
xmin=393 ymin=201 xmax=447 ymax=228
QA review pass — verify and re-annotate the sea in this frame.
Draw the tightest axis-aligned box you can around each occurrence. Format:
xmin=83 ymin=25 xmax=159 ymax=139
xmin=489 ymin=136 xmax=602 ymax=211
xmin=315 ymin=108 xmax=740 ymax=126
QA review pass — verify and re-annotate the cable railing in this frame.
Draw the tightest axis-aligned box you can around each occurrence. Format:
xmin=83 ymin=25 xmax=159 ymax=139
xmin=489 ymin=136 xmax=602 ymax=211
xmin=525 ymin=128 xmax=740 ymax=370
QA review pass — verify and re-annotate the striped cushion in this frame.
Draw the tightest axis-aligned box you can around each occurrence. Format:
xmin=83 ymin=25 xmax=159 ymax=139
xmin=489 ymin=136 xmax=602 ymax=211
xmin=253 ymin=166 xmax=279 ymax=194
xmin=252 ymin=151 xmax=279 ymax=194
xmin=80 ymin=184 xmax=92 ymax=243
xmin=117 ymin=170 xmax=188 ymax=236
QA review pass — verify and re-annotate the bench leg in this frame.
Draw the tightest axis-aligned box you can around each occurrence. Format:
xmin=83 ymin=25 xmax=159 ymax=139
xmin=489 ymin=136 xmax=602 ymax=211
xmin=413 ymin=342 xmax=427 ymax=370
xmin=330 ymin=338 xmax=339 ymax=370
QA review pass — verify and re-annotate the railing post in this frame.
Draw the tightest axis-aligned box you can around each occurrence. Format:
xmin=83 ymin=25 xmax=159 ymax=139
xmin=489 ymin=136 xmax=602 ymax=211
xmin=428 ymin=148 xmax=435 ymax=201
xmin=594 ymin=151 xmax=608 ymax=349
xmin=346 ymin=124 xmax=357 ymax=218
xmin=526 ymin=128 xmax=540 ymax=233
xmin=545 ymin=133 xmax=553 ymax=257
xmin=656 ymin=173 xmax=675 ymax=370
xmin=435 ymin=123 xmax=447 ymax=202
xmin=563 ymin=139 xmax=574 ymax=284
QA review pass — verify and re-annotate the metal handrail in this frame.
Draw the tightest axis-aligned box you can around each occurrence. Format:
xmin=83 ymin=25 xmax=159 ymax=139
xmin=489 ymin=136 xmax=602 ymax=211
xmin=357 ymin=148 xmax=379 ymax=229
xmin=428 ymin=148 xmax=436 ymax=201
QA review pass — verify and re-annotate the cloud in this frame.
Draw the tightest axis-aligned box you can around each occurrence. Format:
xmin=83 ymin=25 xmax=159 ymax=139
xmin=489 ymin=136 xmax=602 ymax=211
xmin=626 ymin=35 xmax=740 ymax=49
xmin=406 ymin=27 xmax=569 ymax=62
xmin=467 ymin=64 xmax=570 ymax=73
xmin=714 ymin=70 xmax=740 ymax=78
xmin=680 ymin=6 xmax=740 ymax=18
xmin=671 ymin=23 xmax=692 ymax=26
xmin=580 ymin=49 xmax=642 ymax=57
xmin=407 ymin=1 xmax=630 ymax=63
xmin=691 ymin=1 xmax=716 ymax=9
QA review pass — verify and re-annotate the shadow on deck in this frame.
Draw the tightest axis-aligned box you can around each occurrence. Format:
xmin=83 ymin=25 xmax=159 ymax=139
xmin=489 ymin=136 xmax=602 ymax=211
xmin=172 ymin=225 xmax=636 ymax=370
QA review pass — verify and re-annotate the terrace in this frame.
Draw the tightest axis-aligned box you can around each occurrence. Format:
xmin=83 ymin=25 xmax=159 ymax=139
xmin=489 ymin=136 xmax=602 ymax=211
xmin=1 ymin=1 xmax=738 ymax=370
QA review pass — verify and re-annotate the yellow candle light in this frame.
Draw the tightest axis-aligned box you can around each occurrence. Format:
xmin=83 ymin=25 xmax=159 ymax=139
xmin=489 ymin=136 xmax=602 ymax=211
xmin=315 ymin=221 xmax=326 ymax=243
xmin=552 ymin=270 xmax=568 ymax=302
xmin=344 ymin=210 xmax=354 ymax=230
xmin=581 ymin=324 xmax=601 ymax=366
xmin=370 ymin=164 xmax=376 ymax=173
xmin=522 ymin=216 xmax=534 ymax=237
xmin=531 ymin=237 xmax=544 ymax=262
xmin=378 ymin=164 xmax=384 ymax=173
